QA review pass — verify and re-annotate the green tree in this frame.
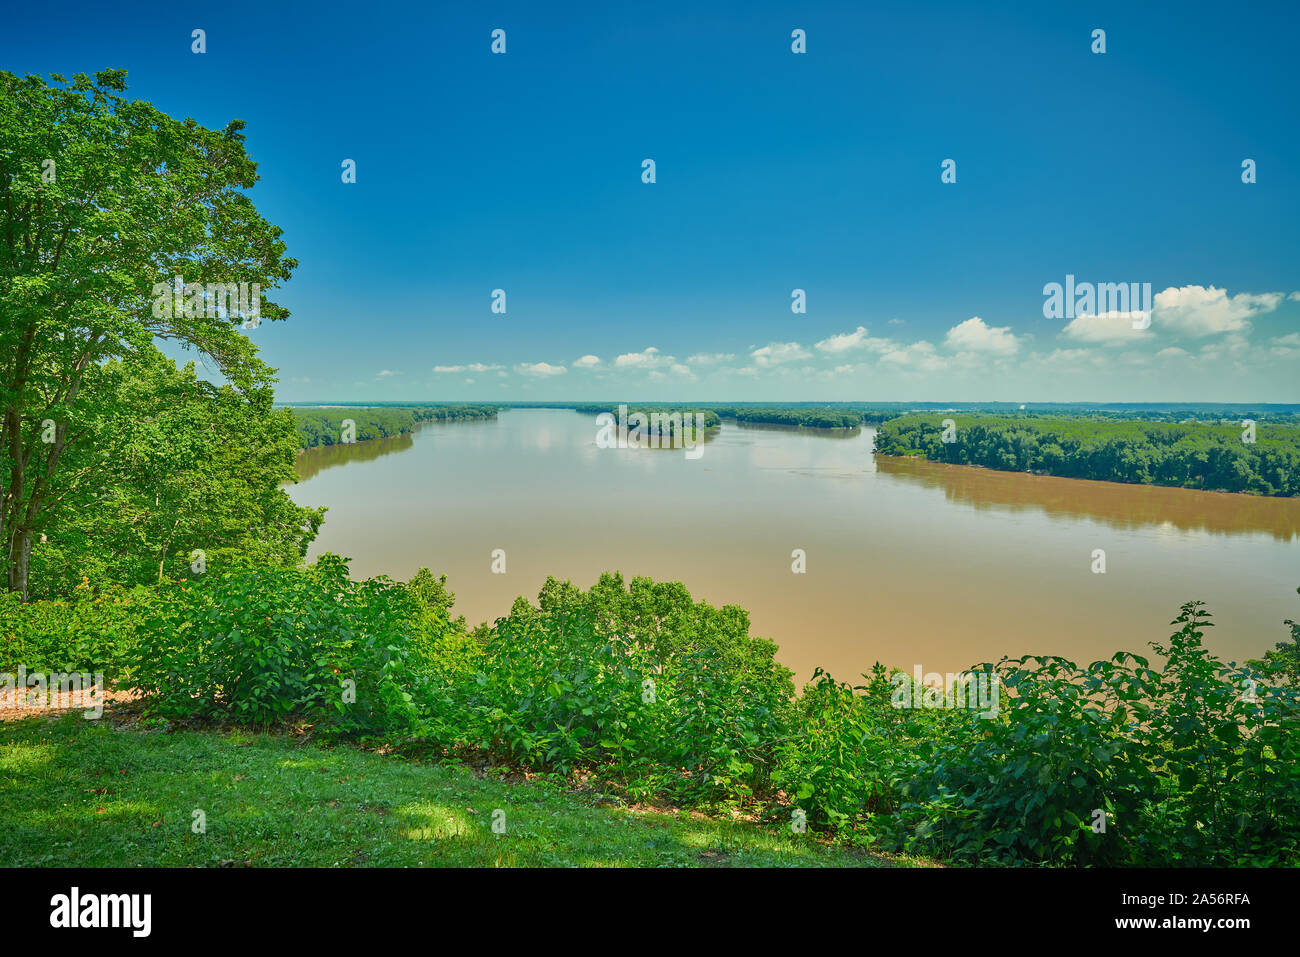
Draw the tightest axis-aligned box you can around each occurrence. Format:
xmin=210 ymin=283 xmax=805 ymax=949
xmin=0 ymin=69 xmax=296 ymax=597
xmin=27 ymin=346 xmax=323 ymax=596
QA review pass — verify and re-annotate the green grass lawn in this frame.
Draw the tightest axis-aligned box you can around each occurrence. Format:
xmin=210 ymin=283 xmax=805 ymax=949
xmin=0 ymin=714 xmax=915 ymax=868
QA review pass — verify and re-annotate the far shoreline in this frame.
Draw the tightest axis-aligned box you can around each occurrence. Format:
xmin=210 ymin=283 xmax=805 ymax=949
xmin=872 ymin=451 xmax=1300 ymax=500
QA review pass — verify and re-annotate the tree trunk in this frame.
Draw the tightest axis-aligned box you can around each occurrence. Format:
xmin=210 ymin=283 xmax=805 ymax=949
xmin=6 ymin=528 xmax=31 ymax=601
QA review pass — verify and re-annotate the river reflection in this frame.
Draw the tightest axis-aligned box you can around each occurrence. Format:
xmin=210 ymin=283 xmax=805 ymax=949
xmin=294 ymin=432 xmax=414 ymax=482
xmin=874 ymin=454 xmax=1300 ymax=541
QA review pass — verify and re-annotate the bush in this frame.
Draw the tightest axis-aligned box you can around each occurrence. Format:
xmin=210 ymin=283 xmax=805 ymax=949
xmin=442 ymin=575 xmax=793 ymax=806
xmin=888 ymin=602 xmax=1300 ymax=865
xmin=772 ymin=665 xmax=959 ymax=832
xmin=0 ymin=582 xmax=145 ymax=675
xmin=127 ymin=554 xmax=424 ymax=733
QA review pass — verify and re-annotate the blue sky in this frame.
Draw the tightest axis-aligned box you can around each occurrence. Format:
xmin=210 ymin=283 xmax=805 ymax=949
xmin=4 ymin=0 xmax=1298 ymax=401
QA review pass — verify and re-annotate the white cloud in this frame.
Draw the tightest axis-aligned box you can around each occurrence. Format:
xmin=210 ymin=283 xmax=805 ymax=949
xmin=1152 ymin=285 xmax=1282 ymax=338
xmin=1270 ymin=333 xmax=1300 ymax=359
xmin=1037 ymin=348 xmax=1094 ymax=365
xmin=1061 ymin=311 xmax=1153 ymax=345
xmin=434 ymin=362 xmax=503 ymax=373
xmin=571 ymin=354 xmax=601 ymax=369
xmin=814 ymin=325 xmax=892 ymax=355
xmin=377 ymin=369 xmax=400 ymax=377
xmin=1198 ymin=333 xmax=1252 ymax=362
xmin=615 ymin=346 xmax=667 ymax=369
xmin=879 ymin=340 xmax=945 ymax=372
xmin=943 ymin=316 xmax=1020 ymax=355
xmin=750 ymin=341 xmax=811 ymax=367
xmin=515 ymin=362 xmax=568 ymax=377
xmin=686 ymin=352 xmax=735 ymax=365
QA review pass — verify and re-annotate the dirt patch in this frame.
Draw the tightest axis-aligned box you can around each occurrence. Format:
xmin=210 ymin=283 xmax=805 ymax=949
xmin=0 ymin=686 xmax=140 ymax=723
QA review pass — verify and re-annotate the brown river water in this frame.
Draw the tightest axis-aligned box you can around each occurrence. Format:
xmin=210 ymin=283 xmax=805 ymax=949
xmin=290 ymin=408 xmax=1300 ymax=684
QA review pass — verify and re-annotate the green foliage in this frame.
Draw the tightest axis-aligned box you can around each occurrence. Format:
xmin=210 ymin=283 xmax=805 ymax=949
xmin=570 ymin=405 xmax=722 ymax=437
xmin=890 ymin=603 xmax=1300 ymax=865
xmin=291 ymin=405 xmax=499 ymax=448
xmin=419 ymin=573 xmax=793 ymax=805
xmin=875 ymin=414 xmax=1300 ymax=495
xmin=1248 ymin=587 xmax=1300 ymax=686
xmin=27 ymin=347 xmax=322 ymax=598
xmin=771 ymin=665 xmax=956 ymax=831
xmin=15 ymin=554 xmax=1299 ymax=866
xmin=126 ymin=555 xmax=422 ymax=733
xmin=0 ymin=583 xmax=146 ymax=674
xmin=1 ymin=69 xmax=297 ymax=598
xmin=716 ymin=407 xmax=874 ymax=429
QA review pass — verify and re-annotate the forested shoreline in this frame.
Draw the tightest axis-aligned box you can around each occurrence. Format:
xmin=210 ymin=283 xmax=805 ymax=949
xmin=291 ymin=404 xmax=498 ymax=449
xmin=874 ymin=414 xmax=1300 ymax=496
xmin=294 ymin=404 xmax=1300 ymax=497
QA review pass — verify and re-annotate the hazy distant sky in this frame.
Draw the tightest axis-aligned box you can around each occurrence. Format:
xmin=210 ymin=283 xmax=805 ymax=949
xmin=4 ymin=0 xmax=1298 ymax=401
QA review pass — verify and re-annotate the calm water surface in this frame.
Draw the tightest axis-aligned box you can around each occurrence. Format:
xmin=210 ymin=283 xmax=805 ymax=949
xmin=290 ymin=409 xmax=1300 ymax=683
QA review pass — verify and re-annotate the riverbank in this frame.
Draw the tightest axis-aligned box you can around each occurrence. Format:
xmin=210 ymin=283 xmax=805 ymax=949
xmin=873 ymin=414 xmax=1300 ymax=497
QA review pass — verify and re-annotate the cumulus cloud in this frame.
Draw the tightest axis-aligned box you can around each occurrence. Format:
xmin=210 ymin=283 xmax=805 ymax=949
xmin=879 ymin=340 xmax=945 ymax=373
xmin=1152 ymin=285 xmax=1283 ymax=338
xmin=814 ymin=326 xmax=892 ymax=355
xmin=1061 ymin=311 xmax=1154 ymax=345
xmin=615 ymin=346 xmax=669 ymax=368
xmin=686 ymin=352 xmax=735 ymax=365
xmin=943 ymin=316 xmax=1020 ymax=355
xmin=571 ymin=354 xmax=601 ymax=369
xmin=377 ymin=369 xmax=400 ymax=377
xmin=515 ymin=362 xmax=568 ymax=377
xmin=750 ymin=341 xmax=812 ymax=367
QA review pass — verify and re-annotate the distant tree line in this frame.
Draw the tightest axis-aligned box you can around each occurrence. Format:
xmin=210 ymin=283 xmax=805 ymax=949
xmin=292 ymin=405 xmax=498 ymax=448
xmin=566 ymin=404 xmax=898 ymax=429
xmin=569 ymin=404 xmax=722 ymax=435
xmin=874 ymin=414 xmax=1300 ymax=496
xmin=711 ymin=406 xmax=896 ymax=428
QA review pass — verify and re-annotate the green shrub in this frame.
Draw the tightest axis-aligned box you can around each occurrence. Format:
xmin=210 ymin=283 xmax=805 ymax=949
xmin=772 ymin=665 xmax=959 ymax=832
xmin=888 ymin=602 xmax=1300 ymax=865
xmin=126 ymin=554 xmax=423 ymax=732
xmin=428 ymin=574 xmax=792 ymax=805
xmin=0 ymin=583 xmax=145 ymax=675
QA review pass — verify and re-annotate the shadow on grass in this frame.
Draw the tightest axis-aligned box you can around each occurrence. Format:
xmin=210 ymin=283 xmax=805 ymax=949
xmin=0 ymin=714 xmax=891 ymax=868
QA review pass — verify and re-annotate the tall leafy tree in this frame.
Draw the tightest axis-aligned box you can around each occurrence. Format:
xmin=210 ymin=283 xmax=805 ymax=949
xmin=28 ymin=346 xmax=324 ymax=597
xmin=0 ymin=69 xmax=296 ymax=597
